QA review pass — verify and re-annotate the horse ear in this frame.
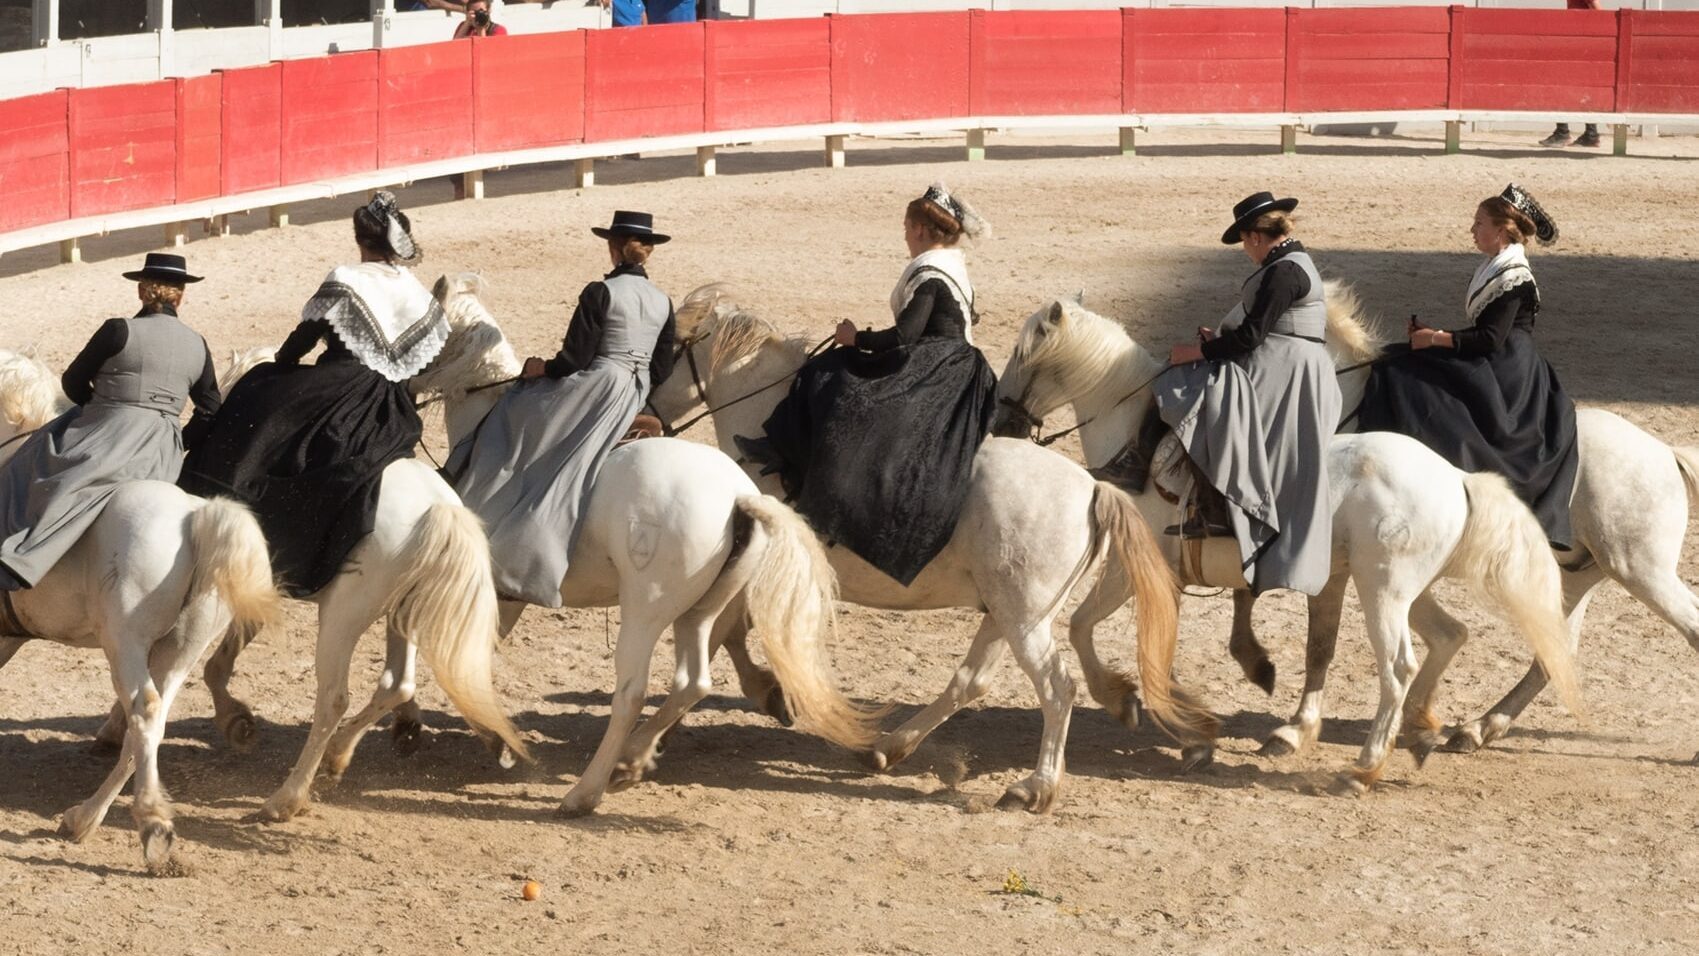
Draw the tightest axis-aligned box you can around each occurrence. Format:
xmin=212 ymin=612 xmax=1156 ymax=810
xmin=1071 ymin=290 xmax=1084 ymax=306
xmin=1046 ymin=301 xmax=1065 ymax=326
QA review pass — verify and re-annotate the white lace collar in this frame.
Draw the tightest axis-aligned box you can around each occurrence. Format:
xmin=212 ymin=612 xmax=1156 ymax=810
xmin=1465 ymin=244 xmax=1537 ymax=322
xmin=303 ymin=262 xmax=448 ymax=382
xmin=891 ymin=248 xmax=975 ymax=344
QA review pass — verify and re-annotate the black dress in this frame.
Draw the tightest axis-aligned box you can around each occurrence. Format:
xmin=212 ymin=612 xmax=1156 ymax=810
xmin=1356 ymin=281 xmax=1579 ymax=548
xmin=180 ymin=319 xmax=425 ymax=597
xmin=747 ymin=275 xmax=997 ymax=586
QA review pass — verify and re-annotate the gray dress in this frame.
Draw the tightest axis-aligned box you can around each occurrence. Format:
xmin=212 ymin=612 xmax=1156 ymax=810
xmin=1154 ymin=245 xmax=1341 ymax=595
xmin=447 ymin=264 xmax=676 ymax=607
xmin=0 ymin=309 xmax=218 ymax=589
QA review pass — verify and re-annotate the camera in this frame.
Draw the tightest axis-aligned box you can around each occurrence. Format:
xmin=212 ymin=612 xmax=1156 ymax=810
xmin=473 ymin=9 xmax=490 ymax=25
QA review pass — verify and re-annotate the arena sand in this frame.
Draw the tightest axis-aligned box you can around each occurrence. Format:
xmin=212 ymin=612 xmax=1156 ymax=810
xmin=0 ymin=127 xmax=1695 ymax=955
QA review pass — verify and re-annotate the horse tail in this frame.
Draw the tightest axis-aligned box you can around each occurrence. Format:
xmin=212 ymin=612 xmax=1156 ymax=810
xmin=733 ymin=495 xmax=885 ymax=752
xmin=388 ymin=501 xmax=529 ymax=763
xmin=186 ymin=496 xmax=280 ymax=640
xmin=1674 ymin=445 xmax=1699 ymax=507
xmin=1093 ymin=482 xmax=1220 ymax=745
xmin=1452 ymin=471 xmax=1583 ymax=717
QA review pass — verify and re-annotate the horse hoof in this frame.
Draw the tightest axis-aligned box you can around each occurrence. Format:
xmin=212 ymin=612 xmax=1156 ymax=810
xmin=608 ymin=760 xmax=649 ymax=793
xmin=1178 ymin=745 xmax=1215 ymax=775
xmin=1441 ymin=730 xmax=1481 ymax=755
xmin=763 ymin=687 xmax=794 ymax=728
xmin=1409 ymin=732 xmax=1443 ymax=769
xmin=1257 ymin=736 xmax=1296 ymax=758
xmin=390 ymin=719 xmax=423 ymax=757
xmin=861 ymin=748 xmax=891 ymax=773
xmin=995 ymin=782 xmax=1050 ymax=814
xmin=555 ymin=799 xmax=598 ymax=820
xmin=258 ymin=795 xmax=306 ymax=823
xmin=1251 ymin=659 xmax=1276 ymax=696
xmin=1329 ymin=774 xmax=1371 ymax=798
xmin=141 ymin=822 xmax=184 ymax=877
xmin=220 ymin=711 xmax=259 ymax=752
xmin=499 ymin=746 xmax=518 ymax=771
xmin=58 ymin=809 xmax=96 ymax=844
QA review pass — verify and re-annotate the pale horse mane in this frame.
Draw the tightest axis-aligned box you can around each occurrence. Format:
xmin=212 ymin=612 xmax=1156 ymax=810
xmin=0 ymin=347 xmax=70 ymax=431
xmin=412 ymin=272 xmax=521 ymax=398
xmin=220 ymin=346 xmax=277 ymax=397
xmin=675 ymin=283 xmax=810 ymax=375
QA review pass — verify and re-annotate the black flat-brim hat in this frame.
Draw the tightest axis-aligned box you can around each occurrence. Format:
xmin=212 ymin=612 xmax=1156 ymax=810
xmin=1222 ymin=192 xmax=1299 ymax=245
xmin=592 ymin=210 xmax=670 ymax=245
xmin=122 ymin=252 xmax=203 ymax=284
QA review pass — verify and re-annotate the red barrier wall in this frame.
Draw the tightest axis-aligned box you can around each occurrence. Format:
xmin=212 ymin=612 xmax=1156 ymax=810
xmin=1286 ymin=7 xmax=1450 ymax=111
xmin=176 ymin=75 xmax=222 ymax=204
xmin=1125 ymin=8 xmax=1287 ymax=113
xmin=220 ymin=64 xmax=281 ymax=196
xmin=969 ymin=10 xmax=1122 ymax=116
xmin=585 ymin=23 xmax=704 ymax=141
xmin=380 ymin=41 xmax=474 ymax=167
xmin=1451 ymin=8 xmax=1618 ymax=111
xmin=706 ymin=18 xmax=831 ymax=131
xmin=1619 ymin=10 xmax=1699 ymax=112
xmin=280 ymin=52 xmax=379 ymax=184
xmin=831 ymin=12 xmax=971 ymax=122
xmin=69 ymin=81 xmax=177 ymax=218
xmin=473 ymin=32 xmax=585 ymax=152
xmin=0 ymin=91 xmax=69 ymax=233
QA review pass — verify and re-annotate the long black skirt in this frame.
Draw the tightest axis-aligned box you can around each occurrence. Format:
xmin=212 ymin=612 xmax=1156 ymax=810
xmin=751 ymin=335 xmax=997 ymax=586
xmin=180 ymin=358 xmax=422 ymax=596
xmin=1356 ymin=328 xmax=1578 ymax=548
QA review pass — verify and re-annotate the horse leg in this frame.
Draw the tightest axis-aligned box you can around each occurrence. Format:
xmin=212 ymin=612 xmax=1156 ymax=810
xmin=996 ymin=616 xmax=1076 ymax=814
xmin=93 ymin=700 xmax=127 ymax=751
xmin=1067 ymin=568 xmax=1140 ymax=731
xmin=869 ymin=615 xmax=1005 ymax=773
xmin=1402 ymin=592 xmax=1470 ymax=766
xmin=128 ymin=614 xmax=222 ymax=876
xmin=60 ymin=643 xmax=150 ymax=845
xmin=1446 ymin=566 xmax=1604 ymax=753
xmin=324 ymin=622 xmax=417 ymax=780
xmin=1260 ymin=571 xmax=1349 ymax=757
xmin=261 ymin=593 xmax=383 ymax=822
xmin=611 ymin=608 xmax=717 ymax=792
xmin=717 ymin=599 xmax=790 ymax=726
xmin=1343 ymin=583 xmax=1422 ymax=793
xmin=558 ymin=607 xmax=668 ymax=817
xmin=203 ymin=623 xmax=260 ymax=751
xmin=1229 ymin=589 xmax=1277 ymax=695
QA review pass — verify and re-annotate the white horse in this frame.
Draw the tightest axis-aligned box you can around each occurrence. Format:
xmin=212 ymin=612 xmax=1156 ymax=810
xmin=0 ymin=350 xmax=278 ymax=873
xmin=1313 ymin=286 xmax=1697 ymax=754
xmin=992 ymin=295 xmax=1585 ymax=788
xmin=637 ymin=286 xmax=1213 ymax=813
xmin=409 ymin=273 xmax=879 ymax=817
xmin=200 ymin=346 xmax=532 ymax=823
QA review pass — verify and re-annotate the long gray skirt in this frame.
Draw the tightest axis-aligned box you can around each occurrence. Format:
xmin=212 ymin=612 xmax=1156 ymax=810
xmin=446 ymin=358 xmax=646 ymax=607
xmin=1155 ymin=335 xmax=1341 ymax=595
xmin=0 ymin=402 xmax=185 ymax=589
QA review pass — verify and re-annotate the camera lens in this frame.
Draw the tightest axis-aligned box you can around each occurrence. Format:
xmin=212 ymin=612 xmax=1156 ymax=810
xmin=473 ymin=9 xmax=489 ymax=24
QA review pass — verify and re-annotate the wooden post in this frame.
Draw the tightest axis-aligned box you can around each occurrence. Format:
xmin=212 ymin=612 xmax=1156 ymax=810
xmin=825 ymin=134 xmax=846 ymax=169
xmin=59 ymin=237 xmax=80 ymax=264
xmin=1118 ymin=126 xmax=1136 ymax=157
xmin=1279 ymin=124 xmax=1297 ymax=155
xmin=206 ymin=215 xmax=230 ymax=237
xmin=1611 ymin=123 xmax=1629 ymax=157
xmin=966 ymin=128 xmax=986 ymax=162
xmin=1444 ymin=120 xmax=1461 ymax=155
xmin=166 ymin=222 xmax=186 ymax=248
xmin=695 ymin=145 xmax=716 ymax=177
xmin=458 ymin=170 xmax=484 ymax=200
xmin=269 ymin=205 xmax=289 ymax=227
xmin=573 ymin=158 xmax=594 ymax=189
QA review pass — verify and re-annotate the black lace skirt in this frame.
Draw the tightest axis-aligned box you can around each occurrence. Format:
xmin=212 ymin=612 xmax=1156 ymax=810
xmin=749 ymin=335 xmax=997 ymax=586
xmin=1356 ymin=328 xmax=1578 ymax=548
xmin=180 ymin=357 xmax=421 ymax=596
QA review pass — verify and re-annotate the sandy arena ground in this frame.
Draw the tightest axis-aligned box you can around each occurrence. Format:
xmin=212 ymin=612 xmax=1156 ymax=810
xmin=0 ymin=126 xmax=1696 ymax=954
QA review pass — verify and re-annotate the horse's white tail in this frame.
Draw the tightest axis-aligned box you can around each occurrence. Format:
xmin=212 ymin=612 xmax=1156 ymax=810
xmin=733 ymin=495 xmax=884 ymax=752
xmin=1092 ymin=482 xmax=1221 ymax=745
xmin=186 ymin=497 xmax=280 ymax=636
xmin=387 ymin=502 xmax=529 ymax=762
xmin=1451 ymin=472 xmax=1583 ymax=716
xmin=1674 ymin=446 xmax=1699 ymax=507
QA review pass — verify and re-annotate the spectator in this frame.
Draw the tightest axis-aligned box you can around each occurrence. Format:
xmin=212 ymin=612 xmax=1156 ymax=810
xmin=402 ymin=1 xmax=468 ymax=11
xmin=602 ymin=0 xmax=696 ymax=26
xmin=454 ymin=0 xmax=507 ymax=37
xmin=1539 ymin=0 xmax=1602 ymax=148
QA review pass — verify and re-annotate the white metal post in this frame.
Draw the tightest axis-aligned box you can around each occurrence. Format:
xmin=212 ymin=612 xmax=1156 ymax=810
xmin=31 ymin=0 xmax=60 ymax=47
xmin=264 ymin=0 xmax=282 ymax=61
xmin=149 ymin=0 xmax=174 ymax=79
xmin=372 ymin=0 xmax=396 ymax=49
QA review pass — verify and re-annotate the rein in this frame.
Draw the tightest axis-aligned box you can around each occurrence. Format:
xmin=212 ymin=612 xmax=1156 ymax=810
xmin=0 ymin=428 xmax=37 ymax=452
xmin=649 ymin=333 xmax=833 ymax=438
xmin=416 ymin=374 xmax=520 ymax=410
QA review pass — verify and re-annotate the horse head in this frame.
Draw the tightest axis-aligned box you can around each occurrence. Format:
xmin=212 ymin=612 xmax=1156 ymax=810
xmin=0 ymin=348 xmax=68 ymax=460
xmin=414 ymin=272 xmax=520 ymax=401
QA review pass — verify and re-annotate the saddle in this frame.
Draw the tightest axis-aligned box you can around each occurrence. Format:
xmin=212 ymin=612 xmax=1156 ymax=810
xmin=1089 ymin=431 xmax=1245 ymax=589
xmin=617 ymin=413 xmax=664 ymax=447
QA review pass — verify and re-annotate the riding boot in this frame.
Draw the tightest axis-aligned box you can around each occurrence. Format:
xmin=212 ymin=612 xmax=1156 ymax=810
xmin=1091 ymin=410 xmax=1169 ymax=493
xmin=1165 ymin=459 xmax=1236 ymax=539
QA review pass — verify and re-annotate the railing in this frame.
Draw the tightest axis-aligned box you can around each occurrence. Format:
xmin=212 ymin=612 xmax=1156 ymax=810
xmin=2 ymin=7 xmax=1697 ymax=261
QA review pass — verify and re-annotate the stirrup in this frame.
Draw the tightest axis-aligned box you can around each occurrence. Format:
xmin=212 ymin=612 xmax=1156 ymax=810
xmin=1164 ymin=515 xmax=1235 ymax=539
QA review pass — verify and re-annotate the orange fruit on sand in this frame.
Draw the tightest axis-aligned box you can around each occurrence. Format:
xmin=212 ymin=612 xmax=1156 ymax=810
xmin=521 ymin=880 xmax=542 ymax=902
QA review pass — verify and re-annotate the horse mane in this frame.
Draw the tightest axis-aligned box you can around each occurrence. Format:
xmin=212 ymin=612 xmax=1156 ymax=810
xmin=677 ymin=283 xmax=807 ymax=375
xmin=1321 ymin=279 xmax=1390 ymax=366
xmin=220 ymin=346 xmax=277 ymax=399
xmin=0 ymin=347 xmax=68 ymax=430
xmin=1013 ymin=298 xmax=1163 ymax=404
xmin=415 ymin=272 xmax=522 ymax=397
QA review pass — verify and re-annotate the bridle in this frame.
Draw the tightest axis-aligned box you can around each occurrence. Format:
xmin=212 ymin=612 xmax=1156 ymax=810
xmin=645 ymin=329 xmax=833 ymax=438
xmin=998 ymin=362 xmax=1174 ymax=448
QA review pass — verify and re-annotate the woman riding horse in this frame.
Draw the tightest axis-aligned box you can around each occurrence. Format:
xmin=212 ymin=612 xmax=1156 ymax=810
xmin=446 ymin=210 xmax=678 ymax=607
xmin=181 ymin=191 xmax=448 ymax=596
xmin=738 ymin=182 xmax=998 ymax=586
xmin=0 ymin=253 xmax=221 ymax=591
xmin=1131 ymin=192 xmax=1342 ymax=596
xmin=1356 ymin=183 xmax=1579 ymax=548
